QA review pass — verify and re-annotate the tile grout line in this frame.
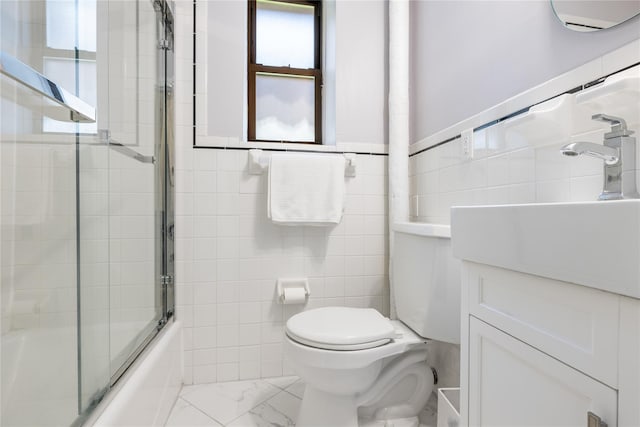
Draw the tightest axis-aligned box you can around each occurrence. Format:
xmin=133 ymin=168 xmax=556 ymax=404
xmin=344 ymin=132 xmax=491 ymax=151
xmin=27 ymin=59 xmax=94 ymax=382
xmin=177 ymin=387 xmax=227 ymax=424
xmin=264 ymin=377 xmax=300 ymax=391
xmin=218 ymin=384 xmax=284 ymax=426
xmin=281 ymin=388 xmax=303 ymax=400
xmin=223 ymin=388 xmax=301 ymax=426
xmin=168 ymin=397 xmax=224 ymax=427
xmin=172 ymin=379 xmax=303 ymax=426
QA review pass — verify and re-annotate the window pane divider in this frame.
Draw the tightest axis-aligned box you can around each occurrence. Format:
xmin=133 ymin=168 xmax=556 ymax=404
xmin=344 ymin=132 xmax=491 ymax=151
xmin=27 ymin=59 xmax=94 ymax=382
xmin=251 ymin=64 xmax=320 ymax=77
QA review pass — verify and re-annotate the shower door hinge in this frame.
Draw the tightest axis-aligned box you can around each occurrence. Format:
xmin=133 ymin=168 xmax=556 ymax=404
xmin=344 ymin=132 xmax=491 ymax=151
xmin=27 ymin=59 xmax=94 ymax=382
xmin=159 ymin=39 xmax=170 ymax=50
xmin=161 ymin=274 xmax=173 ymax=286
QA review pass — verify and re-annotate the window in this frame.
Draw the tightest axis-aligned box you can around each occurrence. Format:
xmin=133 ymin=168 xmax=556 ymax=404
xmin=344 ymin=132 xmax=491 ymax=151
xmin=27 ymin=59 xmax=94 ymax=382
xmin=248 ymin=0 xmax=322 ymax=144
xmin=44 ymin=0 xmax=97 ymax=134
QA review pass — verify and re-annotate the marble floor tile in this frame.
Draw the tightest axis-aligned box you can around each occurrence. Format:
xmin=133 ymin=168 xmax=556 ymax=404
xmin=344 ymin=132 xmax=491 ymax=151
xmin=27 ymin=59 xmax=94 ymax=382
xmin=263 ymin=376 xmax=299 ymax=390
xmin=226 ymin=390 xmax=301 ymax=427
xmin=165 ymin=398 xmax=223 ymax=427
xmin=284 ymin=380 xmax=305 ymax=399
xmin=167 ymin=377 xmax=439 ymax=427
xmin=180 ymin=380 xmax=282 ymax=425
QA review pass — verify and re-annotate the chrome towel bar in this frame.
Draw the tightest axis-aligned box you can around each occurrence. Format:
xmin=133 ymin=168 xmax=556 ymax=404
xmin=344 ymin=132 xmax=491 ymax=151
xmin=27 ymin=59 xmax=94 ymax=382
xmin=248 ymin=149 xmax=356 ymax=177
xmin=99 ymin=130 xmax=155 ymax=164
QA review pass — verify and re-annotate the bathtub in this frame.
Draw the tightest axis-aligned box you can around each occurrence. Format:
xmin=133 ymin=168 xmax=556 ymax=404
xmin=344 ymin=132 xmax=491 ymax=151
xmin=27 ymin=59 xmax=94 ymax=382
xmin=89 ymin=319 xmax=183 ymax=426
xmin=1 ymin=320 xmax=182 ymax=426
xmin=1 ymin=327 xmax=78 ymax=427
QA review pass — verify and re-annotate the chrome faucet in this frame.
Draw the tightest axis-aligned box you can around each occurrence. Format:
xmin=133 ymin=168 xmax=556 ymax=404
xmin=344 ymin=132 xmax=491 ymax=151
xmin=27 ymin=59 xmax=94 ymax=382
xmin=561 ymin=114 xmax=639 ymax=200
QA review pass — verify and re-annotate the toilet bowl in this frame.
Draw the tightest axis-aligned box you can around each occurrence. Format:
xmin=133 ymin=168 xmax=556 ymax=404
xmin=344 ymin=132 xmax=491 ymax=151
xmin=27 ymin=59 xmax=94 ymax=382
xmin=284 ymin=223 xmax=461 ymax=427
xmin=285 ymin=308 xmax=433 ymax=426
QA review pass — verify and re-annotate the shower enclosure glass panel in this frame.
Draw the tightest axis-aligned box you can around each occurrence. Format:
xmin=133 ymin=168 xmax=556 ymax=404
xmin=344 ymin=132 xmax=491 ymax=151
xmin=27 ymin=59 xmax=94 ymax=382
xmin=104 ymin=0 xmax=164 ymax=380
xmin=79 ymin=0 xmax=175 ymax=415
xmin=1 ymin=2 xmax=81 ymax=425
xmin=77 ymin=0 xmax=109 ymax=412
xmin=1 ymin=0 xmax=175 ymax=424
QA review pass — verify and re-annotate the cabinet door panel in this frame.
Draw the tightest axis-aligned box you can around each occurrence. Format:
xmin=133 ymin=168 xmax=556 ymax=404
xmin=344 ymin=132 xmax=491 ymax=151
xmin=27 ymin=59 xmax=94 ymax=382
xmin=468 ymin=317 xmax=617 ymax=427
xmin=467 ymin=263 xmax=619 ymax=387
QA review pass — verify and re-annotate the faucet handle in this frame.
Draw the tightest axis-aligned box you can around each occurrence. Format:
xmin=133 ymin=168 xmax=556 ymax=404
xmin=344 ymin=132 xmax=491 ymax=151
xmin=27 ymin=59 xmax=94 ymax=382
xmin=592 ymin=114 xmax=633 ymax=138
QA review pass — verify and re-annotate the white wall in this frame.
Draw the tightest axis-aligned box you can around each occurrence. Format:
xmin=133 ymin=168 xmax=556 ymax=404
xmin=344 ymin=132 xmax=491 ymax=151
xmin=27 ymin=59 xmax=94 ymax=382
xmin=172 ymin=0 xmax=640 ymax=389
xmin=410 ymin=44 xmax=640 ymax=225
xmin=335 ymin=0 xmax=387 ymax=146
xmin=176 ymin=149 xmax=388 ymax=384
xmin=410 ymin=0 xmax=640 ymax=142
xmin=408 ymin=5 xmax=640 ymax=394
xmin=204 ymin=0 xmax=246 ymax=141
xmin=174 ymin=0 xmax=391 ymax=385
xmin=201 ymin=0 xmax=388 ymax=147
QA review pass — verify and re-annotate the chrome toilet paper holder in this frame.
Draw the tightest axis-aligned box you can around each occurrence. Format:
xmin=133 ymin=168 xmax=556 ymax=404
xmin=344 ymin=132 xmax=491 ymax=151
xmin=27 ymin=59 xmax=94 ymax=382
xmin=277 ymin=278 xmax=311 ymax=304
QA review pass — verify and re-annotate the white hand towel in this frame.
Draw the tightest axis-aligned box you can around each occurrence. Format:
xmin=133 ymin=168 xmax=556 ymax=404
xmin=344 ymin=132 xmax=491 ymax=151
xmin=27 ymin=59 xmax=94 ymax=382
xmin=268 ymin=152 xmax=346 ymax=226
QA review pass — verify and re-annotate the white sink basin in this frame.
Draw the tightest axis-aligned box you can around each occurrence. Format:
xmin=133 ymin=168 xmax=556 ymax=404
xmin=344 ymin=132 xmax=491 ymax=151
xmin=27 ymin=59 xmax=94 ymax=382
xmin=451 ymin=200 xmax=640 ymax=299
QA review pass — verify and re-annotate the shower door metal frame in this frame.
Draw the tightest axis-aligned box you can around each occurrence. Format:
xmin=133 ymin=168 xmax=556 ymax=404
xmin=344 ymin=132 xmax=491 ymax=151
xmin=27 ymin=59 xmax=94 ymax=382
xmin=156 ymin=0 xmax=175 ymax=329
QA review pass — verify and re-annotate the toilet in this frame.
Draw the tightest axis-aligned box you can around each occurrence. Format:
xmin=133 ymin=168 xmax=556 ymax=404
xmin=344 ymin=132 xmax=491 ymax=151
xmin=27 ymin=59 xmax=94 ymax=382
xmin=284 ymin=222 xmax=461 ymax=427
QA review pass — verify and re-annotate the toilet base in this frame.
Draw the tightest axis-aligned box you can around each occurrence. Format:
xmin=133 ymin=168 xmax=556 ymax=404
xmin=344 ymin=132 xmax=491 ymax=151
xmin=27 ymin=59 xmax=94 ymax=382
xmin=295 ymin=351 xmax=434 ymax=427
xmin=297 ymin=386 xmax=358 ymax=427
xmin=357 ymin=351 xmax=434 ymax=422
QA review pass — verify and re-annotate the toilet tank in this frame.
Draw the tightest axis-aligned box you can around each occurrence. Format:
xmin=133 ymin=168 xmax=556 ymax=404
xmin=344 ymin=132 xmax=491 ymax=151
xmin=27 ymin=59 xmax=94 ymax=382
xmin=392 ymin=222 xmax=461 ymax=345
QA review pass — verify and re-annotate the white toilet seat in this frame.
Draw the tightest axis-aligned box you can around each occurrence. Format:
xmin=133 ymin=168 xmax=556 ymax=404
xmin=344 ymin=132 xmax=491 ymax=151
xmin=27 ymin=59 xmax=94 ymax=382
xmin=284 ymin=317 xmax=426 ymax=370
xmin=286 ymin=331 xmax=391 ymax=351
xmin=286 ymin=307 xmax=397 ymax=350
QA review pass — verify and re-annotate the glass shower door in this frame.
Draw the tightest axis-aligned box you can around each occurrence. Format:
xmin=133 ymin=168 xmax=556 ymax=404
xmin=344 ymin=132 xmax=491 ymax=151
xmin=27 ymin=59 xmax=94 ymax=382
xmin=1 ymin=1 xmax=92 ymax=425
xmin=104 ymin=0 xmax=168 ymax=380
xmin=1 ymin=0 xmax=174 ymax=423
xmin=78 ymin=0 xmax=174 ymax=415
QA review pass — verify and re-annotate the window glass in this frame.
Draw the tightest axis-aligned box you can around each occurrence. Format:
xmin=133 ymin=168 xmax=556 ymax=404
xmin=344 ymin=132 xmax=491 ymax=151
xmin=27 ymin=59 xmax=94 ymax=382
xmin=256 ymin=73 xmax=315 ymax=142
xmin=44 ymin=0 xmax=96 ymax=134
xmin=46 ymin=0 xmax=96 ymax=52
xmin=256 ymin=0 xmax=315 ymax=68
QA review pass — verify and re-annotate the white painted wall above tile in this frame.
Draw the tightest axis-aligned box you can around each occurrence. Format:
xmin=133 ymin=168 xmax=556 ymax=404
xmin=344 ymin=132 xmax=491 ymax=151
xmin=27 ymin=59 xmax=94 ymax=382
xmin=197 ymin=0 xmax=388 ymax=148
xmin=410 ymin=0 xmax=640 ymax=143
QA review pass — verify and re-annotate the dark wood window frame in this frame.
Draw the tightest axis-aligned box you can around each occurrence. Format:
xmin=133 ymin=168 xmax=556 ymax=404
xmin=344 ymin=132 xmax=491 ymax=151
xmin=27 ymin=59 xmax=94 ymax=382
xmin=248 ymin=0 xmax=322 ymax=144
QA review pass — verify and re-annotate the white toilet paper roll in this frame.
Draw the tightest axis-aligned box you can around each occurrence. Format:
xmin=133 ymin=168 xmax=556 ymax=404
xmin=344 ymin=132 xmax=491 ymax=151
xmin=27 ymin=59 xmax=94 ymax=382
xmin=282 ymin=287 xmax=306 ymax=304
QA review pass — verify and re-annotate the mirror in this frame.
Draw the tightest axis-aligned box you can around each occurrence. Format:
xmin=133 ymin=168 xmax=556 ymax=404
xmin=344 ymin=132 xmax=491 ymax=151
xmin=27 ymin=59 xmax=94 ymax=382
xmin=551 ymin=0 xmax=640 ymax=32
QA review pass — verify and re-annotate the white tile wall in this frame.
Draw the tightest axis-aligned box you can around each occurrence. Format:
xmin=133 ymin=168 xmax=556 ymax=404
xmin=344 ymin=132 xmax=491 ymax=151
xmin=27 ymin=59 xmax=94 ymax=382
xmin=0 ymin=0 xmax=80 ymax=332
xmin=1 ymin=139 xmax=78 ymax=331
xmin=177 ymin=148 xmax=389 ymax=385
xmin=1 ymin=1 xmax=159 ymax=337
xmin=410 ymin=73 xmax=640 ymax=224
xmin=173 ymin=0 xmax=390 ymax=385
xmin=173 ymin=0 xmax=196 ymax=385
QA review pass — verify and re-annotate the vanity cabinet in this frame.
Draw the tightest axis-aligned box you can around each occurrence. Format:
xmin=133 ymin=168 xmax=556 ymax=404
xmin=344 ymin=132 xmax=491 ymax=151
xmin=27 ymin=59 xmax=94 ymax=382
xmin=460 ymin=262 xmax=640 ymax=427
xmin=468 ymin=318 xmax=617 ymax=426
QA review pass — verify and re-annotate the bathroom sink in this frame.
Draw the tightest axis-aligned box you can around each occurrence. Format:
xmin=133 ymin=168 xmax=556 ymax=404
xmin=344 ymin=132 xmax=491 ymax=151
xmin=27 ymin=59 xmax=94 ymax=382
xmin=451 ymin=200 xmax=640 ymax=299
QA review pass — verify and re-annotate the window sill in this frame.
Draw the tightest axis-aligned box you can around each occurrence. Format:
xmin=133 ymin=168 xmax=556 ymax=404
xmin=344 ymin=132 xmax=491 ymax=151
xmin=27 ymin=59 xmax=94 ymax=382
xmin=195 ymin=135 xmax=388 ymax=155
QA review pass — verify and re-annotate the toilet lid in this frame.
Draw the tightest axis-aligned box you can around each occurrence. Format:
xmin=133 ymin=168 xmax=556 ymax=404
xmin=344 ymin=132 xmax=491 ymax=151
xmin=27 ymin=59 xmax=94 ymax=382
xmin=286 ymin=307 xmax=397 ymax=350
